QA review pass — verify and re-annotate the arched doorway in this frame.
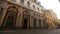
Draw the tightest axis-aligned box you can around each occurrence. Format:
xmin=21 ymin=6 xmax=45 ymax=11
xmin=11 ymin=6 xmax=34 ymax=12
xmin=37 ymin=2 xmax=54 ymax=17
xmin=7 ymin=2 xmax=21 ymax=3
xmin=23 ymin=16 xmax=28 ymax=29
xmin=33 ymin=18 xmax=37 ymax=28
xmin=2 ymin=6 xmax=18 ymax=28
xmin=5 ymin=14 xmax=15 ymax=27
xmin=38 ymin=19 xmax=41 ymax=28
xmin=43 ymin=20 xmax=48 ymax=28
xmin=22 ymin=10 xmax=30 ymax=29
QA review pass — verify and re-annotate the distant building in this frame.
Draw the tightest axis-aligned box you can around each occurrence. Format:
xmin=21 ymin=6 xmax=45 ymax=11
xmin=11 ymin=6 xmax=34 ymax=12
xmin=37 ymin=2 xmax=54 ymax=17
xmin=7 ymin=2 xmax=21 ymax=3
xmin=43 ymin=9 xmax=57 ymax=29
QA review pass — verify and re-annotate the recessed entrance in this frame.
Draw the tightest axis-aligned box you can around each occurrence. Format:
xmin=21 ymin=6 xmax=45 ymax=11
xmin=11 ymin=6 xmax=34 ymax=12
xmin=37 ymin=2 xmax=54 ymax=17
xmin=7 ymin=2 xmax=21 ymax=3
xmin=38 ymin=19 xmax=41 ymax=28
xmin=33 ymin=18 xmax=36 ymax=28
xmin=5 ymin=14 xmax=15 ymax=27
xmin=22 ymin=10 xmax=30 ymax=29
xmin=23 ymin=18 xmax=28 ymax=29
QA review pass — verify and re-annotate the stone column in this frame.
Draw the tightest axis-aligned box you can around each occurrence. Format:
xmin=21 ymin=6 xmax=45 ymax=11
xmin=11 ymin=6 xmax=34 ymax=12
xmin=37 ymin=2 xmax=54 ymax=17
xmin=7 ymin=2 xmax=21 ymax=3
xmin=0 ymin=9 xmax=7 ymax=26
xmin=16 ymin=12 xmax=21 ymax=27
xmin=19 ymin=7 xmax=24 ymax=27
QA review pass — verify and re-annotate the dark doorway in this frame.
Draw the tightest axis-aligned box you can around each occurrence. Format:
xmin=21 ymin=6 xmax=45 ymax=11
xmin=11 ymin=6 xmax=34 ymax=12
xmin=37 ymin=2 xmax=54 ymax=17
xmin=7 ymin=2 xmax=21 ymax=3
xmin=23 ymin=18 xmax=28 ymax=29
xmin=33 ymin=18 xmax=36 ymax=28
xmin=38 ymin=19 xmax=41 ymax=28
xmin=5 ymin=14 xmax=15 ymax=27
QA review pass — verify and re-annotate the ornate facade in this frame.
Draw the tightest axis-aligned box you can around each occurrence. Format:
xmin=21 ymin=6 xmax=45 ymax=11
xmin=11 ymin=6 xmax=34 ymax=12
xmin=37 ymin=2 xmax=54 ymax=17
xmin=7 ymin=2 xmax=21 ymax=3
xmin=43 ymin=9 xmax=57 ymax=29
xmin=0 ymin=0 xmax=53 ymax=30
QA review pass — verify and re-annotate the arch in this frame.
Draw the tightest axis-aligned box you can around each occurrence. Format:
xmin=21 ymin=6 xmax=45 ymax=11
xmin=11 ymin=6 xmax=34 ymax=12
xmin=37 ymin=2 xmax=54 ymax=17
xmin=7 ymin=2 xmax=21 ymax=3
xmin=7 ymin=6 xmax=18 ymax=13
xmin=6 ymin=5 xmax=19 ymax=12
xmin=23 ymin=10 xmax=30 ymax=15
xmin=2 ymin=6 xmax=18 ymax=28
xmin=2 ymin=12 xmax=17 ymax=28
xmin=22 ymin=10 xmax=30 ymax=29
xmin=27 ymin=2 xmax=30 ymax=7
xmin=5 ymin=14 xmax=15 ymax=27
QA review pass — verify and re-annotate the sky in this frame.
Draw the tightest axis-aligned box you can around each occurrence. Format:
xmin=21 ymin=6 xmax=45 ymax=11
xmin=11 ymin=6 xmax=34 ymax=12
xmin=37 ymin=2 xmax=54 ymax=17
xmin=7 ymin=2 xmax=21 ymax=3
xmin=38 ymin=0 xmax=60 ymax=19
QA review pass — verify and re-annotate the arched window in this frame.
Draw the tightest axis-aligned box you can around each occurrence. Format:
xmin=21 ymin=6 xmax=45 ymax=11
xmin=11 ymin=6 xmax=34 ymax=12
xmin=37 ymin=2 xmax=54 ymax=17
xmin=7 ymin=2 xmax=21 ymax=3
xmin=3 ymin=6 xmax=18 ymax=27
xmin=27 ymin=2 xmax=30 ymax=7
xmin=37 ymin=7 xmax=39 ymax=11
xmin=33 ymin=0 xmax=37 ymax=3
xmin=11 ymin=0 xmax=16 ymax=2
xmin=43 ymin=20 xmax=48 ymax=28
xmin=20 ymin=0 xmax=24 ymax=5
xmin=33 ymin=5 xmax=35 ymax=10
xmin=5 ymin=14 xmax=15 ymax=27
xmin=22 ymin=10 xmax=30 ymax=29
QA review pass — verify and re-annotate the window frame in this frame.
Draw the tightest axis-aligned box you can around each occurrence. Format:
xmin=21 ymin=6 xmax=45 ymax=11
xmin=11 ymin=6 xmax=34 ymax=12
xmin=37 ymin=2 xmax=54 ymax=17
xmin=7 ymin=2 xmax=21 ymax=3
xmin=20 ymin=0 xmax=24 ymax=5
xmin=11 ymin=0 xmax=16 ymax=2
xmin=33 ymin=5 xmax=35 ymax=10
xmin=37 ymin=7 xmax=39 ymax=11
xmin=27 ymin=2 xmax=30 ymax=7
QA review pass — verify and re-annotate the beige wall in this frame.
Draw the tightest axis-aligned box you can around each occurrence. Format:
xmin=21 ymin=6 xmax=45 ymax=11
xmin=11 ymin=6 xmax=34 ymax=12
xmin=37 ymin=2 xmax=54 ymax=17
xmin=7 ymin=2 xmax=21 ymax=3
xmin=43 ymin=9 xmax=57 ymax=29
xmin=7 ymin=0 xmax=43 ymax=14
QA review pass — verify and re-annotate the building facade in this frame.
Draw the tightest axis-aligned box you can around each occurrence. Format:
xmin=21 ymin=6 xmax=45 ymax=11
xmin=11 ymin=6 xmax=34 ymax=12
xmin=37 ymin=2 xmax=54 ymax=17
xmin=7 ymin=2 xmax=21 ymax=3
xmin=43 ymin=9 xmax=57 ymax=29
xmin=0 ymin=0 xmax=49 ymax=30
xmin=56 ymin=19 xmax=60 ymax=28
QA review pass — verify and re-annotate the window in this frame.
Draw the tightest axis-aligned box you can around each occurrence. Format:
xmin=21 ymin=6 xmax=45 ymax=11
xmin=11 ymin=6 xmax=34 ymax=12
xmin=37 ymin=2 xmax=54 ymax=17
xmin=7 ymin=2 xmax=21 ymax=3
xmin=34 ymin=13 xmax=35 ymax=16
xmin=0 ymin=8 xmax=3 ymax=13
xmin=0 ymin=2 xmax=1 ymax=4
xmin=0 ymin=8 xmax=3 ymax=20
xmin=39 ymin=15 xmax=40 ymax=17
xmin=11 ymin=0 xmax=16 ymax=2
xmin=5 ymin=14 xmax=15 ymax=27
xmin=37 ymin=7 xmax=39 ymax=11
xmin=33 ymin=5 xmax=35 ymax=10
xmin=38 ymin=19 xmax=41 ymax=28
xmin=27 ymin=2 xmax=30 ymax=7
xmin=43 ymin=20 xmax=48 ymax=28
xmin=20 ymin=0 xmax=24 ymax=5
xmin=33 ymin=0 xmax=37 ymax=3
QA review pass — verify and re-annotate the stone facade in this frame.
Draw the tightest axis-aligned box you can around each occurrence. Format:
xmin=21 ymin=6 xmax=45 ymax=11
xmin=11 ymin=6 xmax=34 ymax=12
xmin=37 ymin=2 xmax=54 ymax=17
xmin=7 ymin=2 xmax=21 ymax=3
xmin=0 ymin=0 xmax=48 ymax=30
xmin=43 ymin=9 xmax=57 ymax=29
xmin=0 ymin=0 xmax=57 ymax=30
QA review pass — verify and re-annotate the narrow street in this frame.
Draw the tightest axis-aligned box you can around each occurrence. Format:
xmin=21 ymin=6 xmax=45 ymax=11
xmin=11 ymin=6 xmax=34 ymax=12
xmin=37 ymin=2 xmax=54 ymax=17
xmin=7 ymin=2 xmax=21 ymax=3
xmin=0 ymin=29 xmax=60 ymax=34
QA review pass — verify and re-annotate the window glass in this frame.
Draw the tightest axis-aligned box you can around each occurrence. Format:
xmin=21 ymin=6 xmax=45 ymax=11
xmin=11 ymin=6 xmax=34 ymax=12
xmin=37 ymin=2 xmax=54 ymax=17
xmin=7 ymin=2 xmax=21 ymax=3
xmin=11 ymin=0 xmax=16 ymax=2
xmin=27 ymin=2 xmax=30 ymax=7
xmin=33 ymin=5 xmax=35 ymax=10
xmin=20 ymin=0 xmax=24 ymax=5
xmin=37 ymin=7 xmax=39 ymax=11
xmin=5 ymin=14 xmax=15 ymax=27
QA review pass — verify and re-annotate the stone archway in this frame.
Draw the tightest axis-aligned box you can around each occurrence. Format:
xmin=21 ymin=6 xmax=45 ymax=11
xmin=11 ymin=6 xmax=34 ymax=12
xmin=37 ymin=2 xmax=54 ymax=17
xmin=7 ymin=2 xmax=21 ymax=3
xmin=22 ymin=10 xmax=30 ymax=29
xmin=5 ymin=14 xmax=15 ymax=27
xmin=2 ymin=6 xmax=18 ymax=28
xmin=23 ymin=16 xmax=28 ymax=29
xmin=38 ymin=19 xmax=41 ymax=28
